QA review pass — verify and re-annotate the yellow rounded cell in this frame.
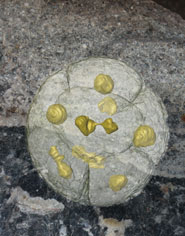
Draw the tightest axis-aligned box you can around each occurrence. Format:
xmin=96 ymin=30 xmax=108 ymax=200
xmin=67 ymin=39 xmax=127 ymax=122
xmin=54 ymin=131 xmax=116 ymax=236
xmin=101 ymin=118 xmax=118 ymax=134
xmin=133 ymin=125 xmax=156 ymax=147
xmin=75 ymin=116 xmax=97 ymax=136
xmin=98 ymin=97 xmax=117 ymax=115
xmin=57 ymin=161 xmax=72 ymax=179
xmin=46 ymin=104 xmax=67 ymax=125
xmin=109 ymin=175 xmax=128 ymax=192
xmin=94 ymin=74 xmax=114 ymax=94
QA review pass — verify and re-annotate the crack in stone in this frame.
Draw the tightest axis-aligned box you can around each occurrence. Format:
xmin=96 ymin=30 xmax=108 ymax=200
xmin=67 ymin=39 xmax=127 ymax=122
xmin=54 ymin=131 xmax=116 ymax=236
xmin=79 ymin=165 xmax=90 ymax=204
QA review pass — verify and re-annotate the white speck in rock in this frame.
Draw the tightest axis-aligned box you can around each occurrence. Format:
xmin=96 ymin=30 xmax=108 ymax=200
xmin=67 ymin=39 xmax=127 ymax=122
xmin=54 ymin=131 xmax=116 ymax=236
xmin=24 ymin=3 xmax=29 ymax=7
xmin=82 ymin=44 xmax=87 ymax=49
xmin=59 ymin=221 xmax=67 ymax=236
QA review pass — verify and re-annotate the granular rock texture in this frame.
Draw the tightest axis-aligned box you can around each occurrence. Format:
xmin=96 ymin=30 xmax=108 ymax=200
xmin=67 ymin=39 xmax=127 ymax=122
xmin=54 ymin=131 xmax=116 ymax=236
xmin=0 ymin=126 xmax=185 ymax=236
xmin=0 ymin=0 xmax=185 ymax=235
xmin=0 ymin=0 xmax=184 ymax=179
xmin=0 ymin=0 xmax=184 ymax=127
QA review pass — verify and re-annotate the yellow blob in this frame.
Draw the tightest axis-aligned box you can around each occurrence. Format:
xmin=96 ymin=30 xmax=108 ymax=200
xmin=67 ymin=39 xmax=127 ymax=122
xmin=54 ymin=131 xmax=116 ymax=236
xmin=101 ymin=118 xmax=118 ymax=134
xmin=133 ymin=125 xmax=156 ymax=147
xmin=75 ymin=116 xmax=97 ymax=136
xmin=94 ymin=74 xmax=114 ymax=94
xmin=72 ymin=145 xmax=105 ymax=168
xmin=49 ymin=146 xmax=72 ymax=179
xmin=98 ymin=97 xmax=117 ymax=115
xmin=75 ymin=116 xmax=118 ymax=136
xmin=49 ymin=146 xmax=64 ymax=161
xmin=46 ymin=104 xmax=67 ymax=125
xmin=109 ymin=175 xmax=128 ymax=192
xmin=57 ymin=161 xmax=72 ymax=179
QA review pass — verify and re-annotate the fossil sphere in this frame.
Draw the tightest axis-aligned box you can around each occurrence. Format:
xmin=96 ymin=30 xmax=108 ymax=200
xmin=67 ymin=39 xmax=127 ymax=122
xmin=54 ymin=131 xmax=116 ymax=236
xmin=27 ymin=57 xmax=169 ymax=206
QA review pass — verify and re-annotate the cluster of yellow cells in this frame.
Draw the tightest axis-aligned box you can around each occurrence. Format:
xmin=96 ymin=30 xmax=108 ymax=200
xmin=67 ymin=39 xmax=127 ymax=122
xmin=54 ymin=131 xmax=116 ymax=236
xmin=46 ymin=74 xmax=156 ymax=192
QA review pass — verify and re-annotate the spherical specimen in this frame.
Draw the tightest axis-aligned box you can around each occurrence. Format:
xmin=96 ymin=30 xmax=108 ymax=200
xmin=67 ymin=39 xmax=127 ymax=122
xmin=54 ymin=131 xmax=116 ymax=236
xmin=27 ymin=57 xmax=169 ymax=206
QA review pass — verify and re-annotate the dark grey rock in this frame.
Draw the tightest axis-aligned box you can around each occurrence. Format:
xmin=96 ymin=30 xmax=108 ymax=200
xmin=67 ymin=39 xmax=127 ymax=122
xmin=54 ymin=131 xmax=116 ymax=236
xmin=0 ymin=126 xmax=185 ymax=236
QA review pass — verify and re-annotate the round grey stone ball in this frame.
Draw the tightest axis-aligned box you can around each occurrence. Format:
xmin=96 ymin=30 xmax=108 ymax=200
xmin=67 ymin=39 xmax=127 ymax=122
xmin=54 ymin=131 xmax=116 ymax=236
xmin=27 ymin=57 xmax=169 ymax=206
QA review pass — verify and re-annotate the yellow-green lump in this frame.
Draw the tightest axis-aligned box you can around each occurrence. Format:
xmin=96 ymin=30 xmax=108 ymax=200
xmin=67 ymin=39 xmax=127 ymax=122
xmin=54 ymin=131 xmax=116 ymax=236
xmin=46 ymin=104 xmax=67 ymax=125
xmin=75 ymin=116 xmax=118 ymax=136
xmin=49 ymin=146 xmax=72 ymax=179
xmin=98 ymin=96 xmax=117 ymax=115
xmin=133 ymin=125 xmax=156 ymax=147
xmin=109 ymin=175 xmax=128 ymax=192
xmin=94 ymin=74 xmax=114 ymax=94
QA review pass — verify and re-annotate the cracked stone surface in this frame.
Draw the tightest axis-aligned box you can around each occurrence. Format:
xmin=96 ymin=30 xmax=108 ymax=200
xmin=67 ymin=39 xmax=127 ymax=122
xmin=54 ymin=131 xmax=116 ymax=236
xmin=27 ymin=57 xmax=169 ymax=206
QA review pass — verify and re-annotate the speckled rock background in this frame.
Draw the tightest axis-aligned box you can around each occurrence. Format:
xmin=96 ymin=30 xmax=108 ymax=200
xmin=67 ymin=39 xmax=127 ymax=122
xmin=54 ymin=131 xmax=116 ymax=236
xmin=0 ymin=0 xmax=185 ymax=235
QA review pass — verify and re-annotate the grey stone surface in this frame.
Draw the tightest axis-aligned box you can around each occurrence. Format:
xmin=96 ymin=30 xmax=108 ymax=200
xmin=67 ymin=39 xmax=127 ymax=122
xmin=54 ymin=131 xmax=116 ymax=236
xmin=27 ymin=58 xmax=169 ymax=206
xmin=0 ymin=1 xmax=185 ymax=233
xmin=0 ymin=0 xmax=184 ymax=126
xmin=0 ymin=126 xmax=185 ymax=235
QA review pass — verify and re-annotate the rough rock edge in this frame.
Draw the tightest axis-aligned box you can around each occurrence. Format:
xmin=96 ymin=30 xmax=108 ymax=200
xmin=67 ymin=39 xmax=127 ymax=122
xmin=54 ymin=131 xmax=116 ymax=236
xmin=99 ymin=216 xmax=133 ymax=236
xmin=7 ymin=186 xmax=64 ymax=215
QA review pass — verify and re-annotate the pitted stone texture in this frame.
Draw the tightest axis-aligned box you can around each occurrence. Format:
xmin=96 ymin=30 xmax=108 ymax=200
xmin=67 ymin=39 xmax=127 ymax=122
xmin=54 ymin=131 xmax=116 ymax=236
xmin=27 ymin=58 xmax=169 ymax=206
xmin=1 ymin=0 xmax=184 ymax=128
